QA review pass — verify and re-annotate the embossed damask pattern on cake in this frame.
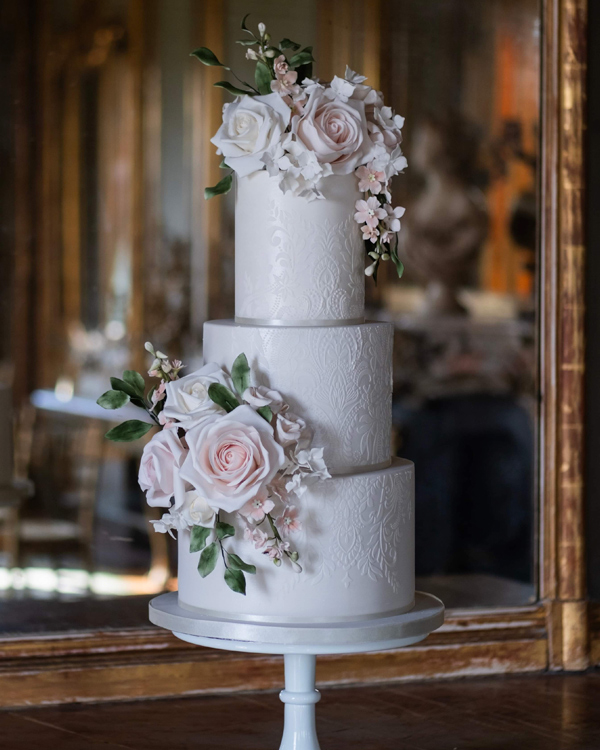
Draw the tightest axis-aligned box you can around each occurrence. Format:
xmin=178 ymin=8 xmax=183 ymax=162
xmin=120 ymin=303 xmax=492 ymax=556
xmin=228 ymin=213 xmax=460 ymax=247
xmin=234 ymin=172 xmax=364 ymax=323
xmin=237 ymin=204 xmax=364 ymax=322
xmin=288 ymin=464 xmax=414 ymax=594
xmin=203 ymin=321 xmax=393 ymax=473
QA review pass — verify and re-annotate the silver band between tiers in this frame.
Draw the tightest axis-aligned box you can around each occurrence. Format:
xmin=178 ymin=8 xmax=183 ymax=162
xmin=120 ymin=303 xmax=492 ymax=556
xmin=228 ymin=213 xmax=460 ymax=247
xmin=235 ymin=316 xmax=365 ymax=328
xmin=330 ymin=458 xmax=392 ymax=476
xmin=177 ymin=598 xmax=416 ymax=624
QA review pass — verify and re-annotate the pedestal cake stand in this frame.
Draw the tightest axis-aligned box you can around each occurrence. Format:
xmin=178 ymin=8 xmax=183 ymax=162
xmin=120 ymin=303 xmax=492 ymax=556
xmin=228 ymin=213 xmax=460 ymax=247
xmin=150 ymin=591 xmax=444 ymax=750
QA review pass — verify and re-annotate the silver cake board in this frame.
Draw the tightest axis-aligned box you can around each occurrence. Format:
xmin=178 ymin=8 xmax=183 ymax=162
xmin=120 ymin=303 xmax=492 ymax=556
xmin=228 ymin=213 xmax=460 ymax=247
xmin=150 ymin=591 xmax=444 ymax=750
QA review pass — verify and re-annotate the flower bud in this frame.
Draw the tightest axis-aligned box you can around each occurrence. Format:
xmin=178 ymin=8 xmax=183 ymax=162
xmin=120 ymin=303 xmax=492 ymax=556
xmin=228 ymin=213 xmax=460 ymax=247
xmin=381 ymin=252 xmax=390 ymax=261
xmin=245 ymin=48 xmax=258 ymax=61
xmin=289 ymin=550 xmax=299 ymax=562
xmin=144 ymin=341 xmax=155 ymax=354
xmin=365 ymin=261 xmax=378 ymax=277
xmin=150 ymin=358 xmax=161 ymax=372
xmin=264 ymin=48 xmax=276 ymax=58
xmin=273 ymin=556 xmax=282 ymax=567
xmin=156 ymin=350 xmax=168 ymax=359
xmin=263 ymin=32 xmax=271 ymax=42
xmin=258 ymin=22 xmax=266 ymax=36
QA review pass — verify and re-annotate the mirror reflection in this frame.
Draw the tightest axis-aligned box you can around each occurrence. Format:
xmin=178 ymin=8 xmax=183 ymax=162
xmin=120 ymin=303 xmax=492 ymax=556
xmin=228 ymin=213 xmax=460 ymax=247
xmin=0 ymin=0 xmax=539 ymax=634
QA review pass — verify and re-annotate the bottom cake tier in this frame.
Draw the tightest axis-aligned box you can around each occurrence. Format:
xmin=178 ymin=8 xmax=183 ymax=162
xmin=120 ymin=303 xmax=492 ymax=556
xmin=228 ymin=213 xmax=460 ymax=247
xmin=177 ymin=458 xmax=414 ymax=622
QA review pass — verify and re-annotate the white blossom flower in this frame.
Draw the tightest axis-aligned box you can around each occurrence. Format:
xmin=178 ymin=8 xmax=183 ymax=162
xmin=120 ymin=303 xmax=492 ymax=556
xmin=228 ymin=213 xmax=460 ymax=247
xmin=384 ymin=204 xmax=406 ymax=233
xmin=327 ymin=75 xmax=355 ymax=102
xmin=344 ymin=66 xmax=367 ymax=84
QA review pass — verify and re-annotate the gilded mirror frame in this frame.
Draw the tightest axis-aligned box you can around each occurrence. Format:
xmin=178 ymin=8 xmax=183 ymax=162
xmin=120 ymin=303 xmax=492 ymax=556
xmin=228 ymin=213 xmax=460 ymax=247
xmin=1 ymin=0 xmax=593 ymax=706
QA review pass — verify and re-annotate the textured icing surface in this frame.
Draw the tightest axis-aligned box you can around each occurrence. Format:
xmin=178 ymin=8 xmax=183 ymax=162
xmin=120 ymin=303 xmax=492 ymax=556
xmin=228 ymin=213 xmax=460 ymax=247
xmin=178 ymin=459 xmax=415 ymax=621
xmin=203 ymin=320 xmax=393 ymax=473
xmin=235 ymin=171 xmax=365 ymax=324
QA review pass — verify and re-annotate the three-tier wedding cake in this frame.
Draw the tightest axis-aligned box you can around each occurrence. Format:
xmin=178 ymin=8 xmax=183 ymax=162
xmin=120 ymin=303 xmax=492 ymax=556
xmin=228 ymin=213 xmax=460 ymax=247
xmin=99 ymin=18 xmax=414 ymax=625
xmin=178 ymin=171 xmax=415 ymax=621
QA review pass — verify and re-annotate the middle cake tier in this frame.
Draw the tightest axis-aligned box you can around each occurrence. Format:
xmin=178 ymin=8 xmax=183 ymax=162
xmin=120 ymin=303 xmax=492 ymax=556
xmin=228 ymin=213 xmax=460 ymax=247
xmin=203 ymin=320 xmax=393 ymax=474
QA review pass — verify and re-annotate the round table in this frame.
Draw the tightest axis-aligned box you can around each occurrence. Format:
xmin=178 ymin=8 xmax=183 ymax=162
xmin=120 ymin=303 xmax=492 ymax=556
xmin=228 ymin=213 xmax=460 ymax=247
xmin=150 ymin=591 xmax=444 ymax=750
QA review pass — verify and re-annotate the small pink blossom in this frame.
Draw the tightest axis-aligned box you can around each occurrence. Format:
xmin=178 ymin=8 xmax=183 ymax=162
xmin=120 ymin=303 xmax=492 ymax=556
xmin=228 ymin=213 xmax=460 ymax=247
xmin=271 ymin=70 xmax=300 ymax=98
xmin=158 ymin=412 xmax=176 ymax=429
xmin=244 ymin=524 xmax=269 ymax=550
xmin=354 ymin=197 xmax=386 ymax=228
xmin=151 ymin=381 xmax=167 ymax=406
xmin=239 ymin=490 xmax=275 ymax=522
xmin=273 ymin=55 xmax=289 ymax=77
xmin=361 ymin=224 xmax=380 ymax=243
xmin=266 ymin=544 xmax=283 ymax=561
xmin=276 ymin=505 xmax=302 ymax=537
xmin=356 ymin=163 xmax=386 ymax=194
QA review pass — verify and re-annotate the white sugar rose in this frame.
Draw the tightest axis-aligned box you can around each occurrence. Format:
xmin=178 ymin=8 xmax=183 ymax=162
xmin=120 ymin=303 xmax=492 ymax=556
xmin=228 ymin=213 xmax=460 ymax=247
xmin=138 ymin=428 xmax=186 ymax=507
xmin=243 ymin=385 xmax=286 ymax=413
xmin=293 ymin=87 xmax=375 ymax=174
xmin=276 ymin=411 xmax=310 ymax=447
xmin=210 ymin=93 xmax=291 ymax=178
xmin=162 ymin=363 xmax=233 ymax=429
xmin=180 ymin=490 xmax=217 ymax=528
xmin=180 ymin=405 xmax=285 ymax=513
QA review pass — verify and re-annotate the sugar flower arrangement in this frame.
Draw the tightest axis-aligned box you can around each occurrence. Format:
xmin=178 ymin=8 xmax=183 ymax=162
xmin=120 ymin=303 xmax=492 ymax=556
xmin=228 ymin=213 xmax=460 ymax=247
xmin=193 ymin=15 xmax=407 ymax=281
xmin=97 ymin=344 xmax=329 ymax=595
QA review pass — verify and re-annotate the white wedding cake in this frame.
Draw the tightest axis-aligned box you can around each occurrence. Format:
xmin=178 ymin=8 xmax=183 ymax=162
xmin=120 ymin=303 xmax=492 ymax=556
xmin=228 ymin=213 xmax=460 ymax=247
xmin=177 ymin=172 xmax=414 ymax=621
xmin=100 ymin=20 xmax=413 ymax=625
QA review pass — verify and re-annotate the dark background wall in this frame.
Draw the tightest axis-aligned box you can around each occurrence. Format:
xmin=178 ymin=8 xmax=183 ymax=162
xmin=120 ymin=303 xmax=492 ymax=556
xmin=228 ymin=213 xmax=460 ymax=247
xmin=586 ymin=0 xmax=599 ymax=599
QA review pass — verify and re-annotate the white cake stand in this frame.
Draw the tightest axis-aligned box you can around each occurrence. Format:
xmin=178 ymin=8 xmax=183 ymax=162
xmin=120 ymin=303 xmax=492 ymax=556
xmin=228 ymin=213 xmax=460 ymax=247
xmin=150 ymin=591 xmax=444 ymax=750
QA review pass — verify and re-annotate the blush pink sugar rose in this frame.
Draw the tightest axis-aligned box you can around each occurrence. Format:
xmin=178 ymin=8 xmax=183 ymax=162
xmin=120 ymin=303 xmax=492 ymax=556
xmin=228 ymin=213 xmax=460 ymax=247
xmin=293 ymin=87 xmax=375 ymax=175
xmin=180 ymin=405 xmax=285 ymax=513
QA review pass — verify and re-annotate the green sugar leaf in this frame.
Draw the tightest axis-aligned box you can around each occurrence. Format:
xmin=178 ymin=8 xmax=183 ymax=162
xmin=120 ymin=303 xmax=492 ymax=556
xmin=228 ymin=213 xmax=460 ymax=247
xmin=123 ymin=370 xmax=145 ymax=396
xmin=204 ymin=173 xmax=233 ymax=200
xmin=231 ymin=352 xmax=250 ymax=395
xmin=213 ymin=81 xmax=254 ymax=97
xmin=227 ymin=552 xmax=256 ymax=574
xmin=110 ymin=377 xmax=145 ymax=408
xmin=105 ymin=420 xmax=153 ymax=443
xmin=224 ymin=567 xmax=246 ymax=595
xmin=256 ymin=405 xmax=272 ymax=423
xmin=216 ymin=521 xmax=235 ymax=540
xmin=198 ymin=542 xmax=218 ymax=577
xmin=208 ymin=383 xmax=239 ymax=412
xmin=191 ymin=47 xmax=229 ymax=69
xmin=288 ymin=49 xmax=314 ymax=69
xmin=279 ymin=38 xmax=300 ymax=51
xmin=255 ymin=60 xmax=273 ymax=95
xmin=190 ymin=526 xmax=212 ymax=553
xmin=97 ymin=390 xmax=129 ymax=410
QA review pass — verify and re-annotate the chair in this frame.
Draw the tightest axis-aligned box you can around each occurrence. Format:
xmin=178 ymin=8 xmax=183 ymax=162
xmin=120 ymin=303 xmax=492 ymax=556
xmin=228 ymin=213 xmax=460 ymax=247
xmin=15 ymin=410 xmax=104 ymax=575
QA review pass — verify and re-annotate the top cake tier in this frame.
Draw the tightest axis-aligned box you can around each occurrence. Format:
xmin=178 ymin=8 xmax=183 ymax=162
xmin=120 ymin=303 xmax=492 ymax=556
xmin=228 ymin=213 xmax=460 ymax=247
xmin=235 ymin=172 xmax=365 ymax=326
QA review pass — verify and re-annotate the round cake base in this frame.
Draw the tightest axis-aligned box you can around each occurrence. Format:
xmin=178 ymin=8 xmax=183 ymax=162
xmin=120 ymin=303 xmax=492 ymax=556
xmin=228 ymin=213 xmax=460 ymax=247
xmin=150 ymin=591 xmax=444 ymax=749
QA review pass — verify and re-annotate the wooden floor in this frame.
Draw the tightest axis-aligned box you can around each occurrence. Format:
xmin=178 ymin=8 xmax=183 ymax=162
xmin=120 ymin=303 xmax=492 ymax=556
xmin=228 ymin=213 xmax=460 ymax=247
xmin=1 ymin=672 xmax=598 ymax=749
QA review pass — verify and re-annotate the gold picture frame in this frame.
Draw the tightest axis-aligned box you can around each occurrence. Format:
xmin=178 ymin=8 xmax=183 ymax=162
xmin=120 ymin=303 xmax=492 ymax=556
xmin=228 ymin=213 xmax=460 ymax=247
xmin=2 ymin=0 xmax=592 ymax=706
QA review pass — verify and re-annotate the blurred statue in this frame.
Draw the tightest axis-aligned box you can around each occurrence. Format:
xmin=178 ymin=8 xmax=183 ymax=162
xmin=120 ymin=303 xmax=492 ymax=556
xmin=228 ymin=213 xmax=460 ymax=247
xmin=401 ymin=114 xmax=488 ymax=316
